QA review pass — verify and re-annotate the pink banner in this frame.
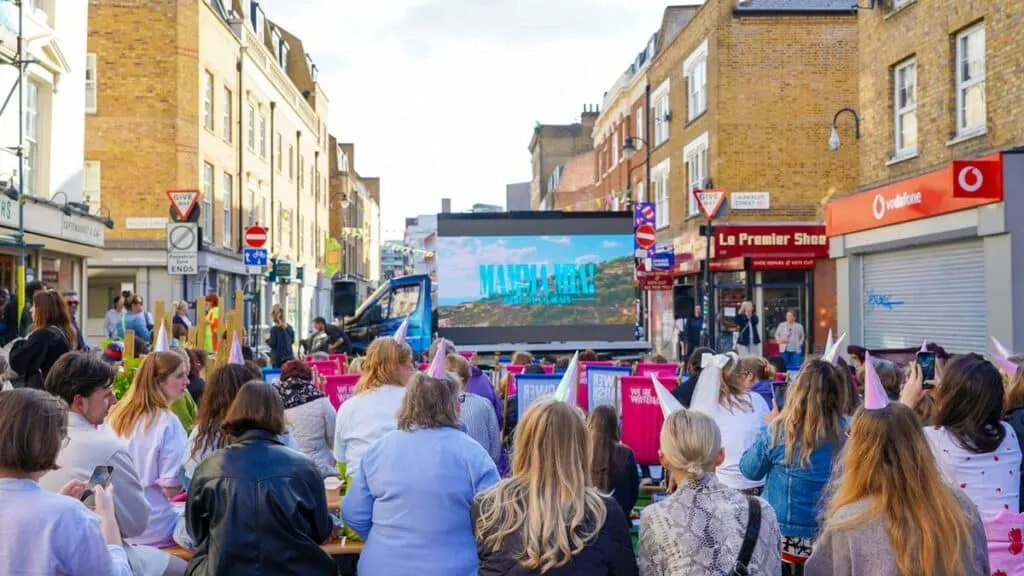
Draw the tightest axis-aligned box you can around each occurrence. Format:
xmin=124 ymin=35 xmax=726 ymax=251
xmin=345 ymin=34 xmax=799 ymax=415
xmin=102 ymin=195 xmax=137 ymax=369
xmin=985 ymin=511 xmax=1024 ymax=575
xmin=542 ymin=364 xmax=554 ymax=374
xmin=619 ymin=376 xmax=664 ymax=466
xmin=308 ymin=360 xmax=339 ymax=376
xmin=506 ymin=364 xmax=526 ymax=375
xmin=323 ymin=374 xmax=360 ymax=410
xmin=578 ymin=361 xmax=615 ymax=412
xmin=636 ymin=363 xmax=680 ymax=383
xmin=329 ymin=354 xmax=348 ymax=372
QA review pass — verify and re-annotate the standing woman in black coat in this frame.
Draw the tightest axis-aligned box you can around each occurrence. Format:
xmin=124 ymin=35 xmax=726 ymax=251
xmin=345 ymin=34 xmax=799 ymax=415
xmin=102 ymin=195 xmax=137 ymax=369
xmin=10 ymin=290 xmax=76 ymax=388
xmin=185 ymin=381 xmax=334 ymax=576
xmin=266 ymin=305 xmax=295 ymax=368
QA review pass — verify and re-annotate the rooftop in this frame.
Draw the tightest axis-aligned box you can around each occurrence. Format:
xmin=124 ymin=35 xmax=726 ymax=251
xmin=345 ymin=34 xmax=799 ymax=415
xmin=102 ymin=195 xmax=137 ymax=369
xmin=733 ymin=0 xmax=856 ymax=12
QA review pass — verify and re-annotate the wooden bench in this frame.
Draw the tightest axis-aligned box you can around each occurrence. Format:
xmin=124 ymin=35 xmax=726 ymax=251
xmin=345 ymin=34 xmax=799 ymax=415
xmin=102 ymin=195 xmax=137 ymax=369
xmin=164 ymin=539 xmax=363 ymax=560
xmin=640 ymin=484 xmax=667 ymax=495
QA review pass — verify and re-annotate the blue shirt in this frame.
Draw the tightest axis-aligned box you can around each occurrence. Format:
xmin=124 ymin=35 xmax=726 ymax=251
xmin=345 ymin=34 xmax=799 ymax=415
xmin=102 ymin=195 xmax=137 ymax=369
xmin=118 ymin=311 xmax=150 ymax=342
xmin=343 ymin=426 xmax=500 ymax=576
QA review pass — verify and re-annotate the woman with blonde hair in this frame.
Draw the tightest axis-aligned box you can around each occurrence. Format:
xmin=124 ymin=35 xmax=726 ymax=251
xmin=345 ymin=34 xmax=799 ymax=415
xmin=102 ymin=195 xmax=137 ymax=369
xmin=107 ymin=351 xmax=190 ymax=547
xmin=473 ymin=398 xmax=637 ymax=574
xmin=740 ymin=359 xmax=847 ymax=572
xmin=10 ymin=289 xmax=77 ymax=389
xmin=344 ymin=373 xmax=498 ymax=575
xmin=639 ymin=409 xmax=781 ymax=575
xmin=333 ymin=336 xmax=415 ymax=484
xmin=806 ymin=403 xmax=989 ymax=575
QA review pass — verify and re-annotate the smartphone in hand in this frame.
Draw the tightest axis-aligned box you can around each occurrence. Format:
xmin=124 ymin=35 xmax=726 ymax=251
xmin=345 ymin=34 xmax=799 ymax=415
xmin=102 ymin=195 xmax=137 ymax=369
xmin=81 ymin=465 xmax=114 ymax=502
xmin=916 ymin=351 xmax=936 ymax=390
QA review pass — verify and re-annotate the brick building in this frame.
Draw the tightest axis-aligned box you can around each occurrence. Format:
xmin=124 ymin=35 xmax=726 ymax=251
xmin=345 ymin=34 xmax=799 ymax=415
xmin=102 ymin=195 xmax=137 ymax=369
xmin=528 ymin=106 xmax=598 ymax=210
xmin=827 ymin=0 xmax=1024 ymax=354
xmin=329 ymin=137 xmax=382 ymax=301
xmin=550 ymin=151 xmax=597 ymax=211
xmin=85 ymin=0 xmax=332 ymax=335
xmin=639 ymin=0 xmax=858 ymax=359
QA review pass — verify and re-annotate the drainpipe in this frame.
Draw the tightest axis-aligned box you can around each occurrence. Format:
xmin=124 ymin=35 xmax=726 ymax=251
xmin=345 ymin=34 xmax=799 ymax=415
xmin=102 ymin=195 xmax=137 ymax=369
xmin=269 ymin=101 xmax=276 ymax=251
xmin=295 ymin=130 xmax=302 ymax=252
xmin=236 ymin=49 xmax=245 ymax=255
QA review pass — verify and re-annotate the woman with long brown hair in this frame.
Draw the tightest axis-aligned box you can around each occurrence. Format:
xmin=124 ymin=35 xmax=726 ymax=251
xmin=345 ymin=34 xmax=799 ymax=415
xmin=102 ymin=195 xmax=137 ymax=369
xmin=9 ymin=289 xmax=77 ymax=389
xmin=806 ymin=403 xmax=989 ymax=575
xmin=473 ymin=398 xmax=637 ymax=575
xmin=107 ymin=351 xmax=190 ymax=548
xmin=740 ymin=359 xmax=847 ymax=573
xmin=587 ymin=405 xmax=639 ymax=524
xmin=497 ymin=350 xmax=533 ymax=400
xmin=333 ymin=336 xmax=415 ymax=483
xmin=705 ymin=354 xmax=772 ymax=494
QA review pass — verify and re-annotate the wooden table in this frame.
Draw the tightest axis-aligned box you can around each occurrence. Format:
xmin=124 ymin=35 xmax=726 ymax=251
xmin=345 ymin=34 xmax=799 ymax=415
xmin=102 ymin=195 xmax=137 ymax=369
xmin=164 ymin=539 xmax=363 ymax=560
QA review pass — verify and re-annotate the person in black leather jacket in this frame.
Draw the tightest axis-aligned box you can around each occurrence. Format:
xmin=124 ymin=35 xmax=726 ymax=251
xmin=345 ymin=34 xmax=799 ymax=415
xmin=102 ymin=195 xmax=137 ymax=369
xmin=185 ymin=381 xmax=335 ymax=576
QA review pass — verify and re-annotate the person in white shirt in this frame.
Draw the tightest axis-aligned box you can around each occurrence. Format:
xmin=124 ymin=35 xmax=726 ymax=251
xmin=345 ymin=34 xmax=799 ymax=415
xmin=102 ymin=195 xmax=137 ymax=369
xmin=107 ymin=351 xmax=191 ymax=548
xmin=40 ymin=352 xmax=187 ymax=576
xmin=334 ymin=336 xmax=415 ymax=483
xmin=709 ymin=355 xmax=772 ymax=494
xmin=773 ymin=308 xmax=805 ymax=372
xmin=103 ymin=294 xmax=126 ymax=339
xmin=0 ymin=388 xmax=131 ymax=576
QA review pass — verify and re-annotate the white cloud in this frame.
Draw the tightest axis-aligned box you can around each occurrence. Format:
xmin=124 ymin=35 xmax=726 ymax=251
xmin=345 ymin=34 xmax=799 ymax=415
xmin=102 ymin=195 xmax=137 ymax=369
xmin=574 ymin=254 xmax=599 ymax=265
xmin=601 ymin=240 xmax=621 ymax=248
xmin=258 ymin=0 xmax=689 ymax=240
xmin=541 ymin=236 xmax=571 ymax=245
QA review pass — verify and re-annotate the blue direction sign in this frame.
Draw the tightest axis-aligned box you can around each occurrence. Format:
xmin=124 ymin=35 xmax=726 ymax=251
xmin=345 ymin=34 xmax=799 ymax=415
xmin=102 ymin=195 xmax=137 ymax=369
xmin=243 ymin=248 xmax=268 ymax=267
xmin=651 ymin=244 xmax=675 ymax=270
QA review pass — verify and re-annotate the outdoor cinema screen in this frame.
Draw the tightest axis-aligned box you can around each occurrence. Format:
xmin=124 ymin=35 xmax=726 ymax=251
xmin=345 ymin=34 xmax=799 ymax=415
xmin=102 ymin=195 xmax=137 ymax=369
xmin=436 ymin=212 xmax=636 ymax=347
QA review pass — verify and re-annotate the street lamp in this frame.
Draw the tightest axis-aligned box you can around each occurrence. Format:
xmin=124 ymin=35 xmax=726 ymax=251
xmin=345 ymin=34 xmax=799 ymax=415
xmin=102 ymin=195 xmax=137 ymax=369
xmin=621 ymin=134 xmax=651 ymax=345
xmin=622 ymin=136 xmax=643 ymax=160
xmin=828 ymin=107 xmax=861 ymax=152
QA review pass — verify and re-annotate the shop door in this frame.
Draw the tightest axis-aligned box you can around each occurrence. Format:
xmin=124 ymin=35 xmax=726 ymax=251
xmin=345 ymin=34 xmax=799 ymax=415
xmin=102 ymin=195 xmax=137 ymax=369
xmin=861 ymin=240 xmax=986 ymax=354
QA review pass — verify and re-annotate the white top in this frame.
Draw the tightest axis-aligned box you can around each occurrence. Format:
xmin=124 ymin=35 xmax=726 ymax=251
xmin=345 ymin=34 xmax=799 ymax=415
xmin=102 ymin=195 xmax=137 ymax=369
xmin=924 ymin=423 xmax=1022 ymax=518
xmin=0 ymin=478 xmax=131 ymax=576
xmin=714 ymin=392 xmax=771 ymax=490
xmin=285 ymin=398 xmax=338 ymax=477
xmin=333 ymin=384 xmax=406 ymax=480
xmin=113 ymin=410 xmax=188 ymax=547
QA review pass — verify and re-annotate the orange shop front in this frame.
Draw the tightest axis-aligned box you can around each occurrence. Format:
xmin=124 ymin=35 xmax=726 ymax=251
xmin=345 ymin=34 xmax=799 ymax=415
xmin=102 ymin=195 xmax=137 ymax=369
xmin=664 ymin=224 xmax=830 ymax=358
xmin=826 ymin=153 xmax=1015 ymax=355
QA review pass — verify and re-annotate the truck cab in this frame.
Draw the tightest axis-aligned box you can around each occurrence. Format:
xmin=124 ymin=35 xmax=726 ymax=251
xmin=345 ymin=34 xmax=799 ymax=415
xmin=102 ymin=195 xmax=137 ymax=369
xmin=343 ymin=275 xmax=433 ymax=357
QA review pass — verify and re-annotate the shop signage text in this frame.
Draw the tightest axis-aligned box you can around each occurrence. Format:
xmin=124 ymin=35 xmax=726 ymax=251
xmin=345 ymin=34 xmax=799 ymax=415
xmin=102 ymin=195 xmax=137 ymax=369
xmin=61 ymin=215 xmax=103 ymax=245
xmin=827 ymin=154 xmax=1003 ymax=237
xmin=750 ymin=257 xmax=816 ymax=270
xmin=729 ymin=192 xmax=770 ymax=210
xmin=713 ymin=225 xmax=827 ymax=258
xmin=637 ymin=270 xmax=673 ymax=291
xmin=0 ymin=197 xmax=105 ymax=247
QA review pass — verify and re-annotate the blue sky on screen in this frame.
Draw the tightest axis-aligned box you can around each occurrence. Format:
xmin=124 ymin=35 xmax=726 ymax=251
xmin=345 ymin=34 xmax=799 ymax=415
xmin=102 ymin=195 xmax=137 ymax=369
xmin=437 ymin=234 xmax=631 ymax=305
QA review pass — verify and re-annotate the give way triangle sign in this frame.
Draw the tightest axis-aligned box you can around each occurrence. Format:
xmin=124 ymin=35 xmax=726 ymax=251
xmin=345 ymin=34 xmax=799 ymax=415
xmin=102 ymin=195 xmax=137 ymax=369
xmin=692 ymin=189 xmax=726 ymax=221
xmin=166 ymin=189 xmax=200 ymax=220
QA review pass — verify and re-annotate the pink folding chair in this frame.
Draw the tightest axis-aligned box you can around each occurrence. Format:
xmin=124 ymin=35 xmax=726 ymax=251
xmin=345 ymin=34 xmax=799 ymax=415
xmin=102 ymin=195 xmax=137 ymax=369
xmin=329 ymin=354 xmax=348 ymax=373
xmin=323 ymin=374 xmax=361 ymax=410
xmin=308 ymin=360 xmax=339 ymax=376
xmin=542 ymin=364 xmax=554 ymax=374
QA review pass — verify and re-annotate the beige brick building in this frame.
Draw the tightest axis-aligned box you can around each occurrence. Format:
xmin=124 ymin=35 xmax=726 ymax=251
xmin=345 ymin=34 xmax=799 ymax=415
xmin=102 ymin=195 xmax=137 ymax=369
xmin=85 ymin=0 xmax=332 ymax=337
xmin=827 ymin=1 xmax=1024 ymax=354
xmin=528 ymin=106 xmax=598 ymax=210
xmin=329 ymin=137 xmax=382 ymax=301
xmin=639 ymin=0 xmax=858 ymax=358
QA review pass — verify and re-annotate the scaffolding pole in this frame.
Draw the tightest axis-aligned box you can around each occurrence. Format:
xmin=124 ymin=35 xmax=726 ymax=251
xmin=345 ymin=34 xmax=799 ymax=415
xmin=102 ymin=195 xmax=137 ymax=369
xmin=15 ymin=0 xmax=24 ymax=320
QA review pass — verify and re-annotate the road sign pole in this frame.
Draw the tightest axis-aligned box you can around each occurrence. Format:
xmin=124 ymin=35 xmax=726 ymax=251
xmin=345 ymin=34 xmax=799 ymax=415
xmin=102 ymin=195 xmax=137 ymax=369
xmin=692 ymin=189 xmax=728 ymax=350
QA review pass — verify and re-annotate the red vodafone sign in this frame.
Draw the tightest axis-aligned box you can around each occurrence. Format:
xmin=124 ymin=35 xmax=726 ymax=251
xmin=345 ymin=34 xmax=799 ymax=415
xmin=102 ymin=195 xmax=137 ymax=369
xmin=635 ymin=223 xmax=656 ymax=249
xmin=244 ymin=225 xmax=268 ymax=249
xmin=952 ymin=159 xmax=1002 ymax=199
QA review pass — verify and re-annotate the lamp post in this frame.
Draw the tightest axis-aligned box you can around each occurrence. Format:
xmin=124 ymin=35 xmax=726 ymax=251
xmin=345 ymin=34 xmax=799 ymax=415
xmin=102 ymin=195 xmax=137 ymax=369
xmin=622 ymin=134 xmax=650 ymax=345
xmin=828 ymin=107 xmax=861 ymax=152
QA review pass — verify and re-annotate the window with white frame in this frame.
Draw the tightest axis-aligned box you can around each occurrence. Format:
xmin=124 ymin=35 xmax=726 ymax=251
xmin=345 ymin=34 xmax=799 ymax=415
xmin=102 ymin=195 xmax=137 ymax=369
xmin=246 ymin=104 xmax=255 ymax=150
xmin=222 ymin=87 xmax=232 ymax=141
xmin=288 ymin=145 xmax=294 ymax=180
xmin=684 ymin=133 xmax=709 ymax=217
xmin=597 ymin=148 xmax=603 ymax=174
xmin=276 ymin=133 xmax=282 ymax=172
xmin=202 ymin=163 xmax=214 ymax=242
xmin=651 ymin=80 xmax=670 ymax=147
xmin=684 ymin=40 xmax=708 ymax=121
xmin=248 ymin=188 xmax=256 ymax=225
xmin=85 ymin=54 xmax=97 ymax=113
xmin=651 ymin=160 xmax=670 ymax=229
xmin=892 ymin=0 xmax=912 ymax=8
xmin=635 ymin=107 xmax=644 ymax=147
xmin=222 ymin=172 xmax=232 ymax=245
xmin=612 ymin=131 xmax=619 ymax=165
xmin=893 ymin=59 xmax=917 ymax=156
xmin=955 ymin=24 xmax=986 ymax=135
xmin=259 ymin=115 xmax=267 ymax=158
xmin=83 ymin=161 xmax=100 ymax=212
xmin=636 ymin=181 xmax=645 ymax=203
xmin=24 ymin=81 xmax=39 ymax=196
xmin=203 ymin=71 xmax=214 ymax=130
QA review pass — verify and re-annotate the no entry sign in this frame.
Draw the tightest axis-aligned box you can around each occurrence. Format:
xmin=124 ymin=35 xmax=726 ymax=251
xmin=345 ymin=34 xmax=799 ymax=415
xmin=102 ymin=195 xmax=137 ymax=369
xmin=244 ymin=225 xmax=268 ymax=249
xmin=635 ymin=223 xmax=656 ymax=250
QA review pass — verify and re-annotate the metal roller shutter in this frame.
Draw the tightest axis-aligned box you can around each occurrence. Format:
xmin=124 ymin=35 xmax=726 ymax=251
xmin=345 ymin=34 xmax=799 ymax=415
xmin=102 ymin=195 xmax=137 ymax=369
xmin=861 ymin=240 xmax=986 ymax=354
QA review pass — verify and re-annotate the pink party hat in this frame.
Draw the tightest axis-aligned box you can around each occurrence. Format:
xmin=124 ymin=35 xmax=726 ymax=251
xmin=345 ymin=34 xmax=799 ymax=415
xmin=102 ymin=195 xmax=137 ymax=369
xmin=651 ymin=372 xmax=683 ymax=418
xmin=863 ymin=351 xmax=889 ymax=410
xmin=919 ymin=341 xmax=928 ymax=353
xmin=822 ymin=332 xmax=846 ymax=365
xmin=990 ymin=337 xmax=1018 ymax=376
xmin=553 ymin=351 xmax=579 ymax=405
xmin=153 ymin=320 xmax=170 ymax=352
xmin=227 ymin=332 xmax=244 ymax=365
xmin=426 ymin=339 xmax=447 ymax=379
xmin=824 ymin=330 xmax=834 ymax=355
xmin=393 ymin=317 xmax=409 ymax=345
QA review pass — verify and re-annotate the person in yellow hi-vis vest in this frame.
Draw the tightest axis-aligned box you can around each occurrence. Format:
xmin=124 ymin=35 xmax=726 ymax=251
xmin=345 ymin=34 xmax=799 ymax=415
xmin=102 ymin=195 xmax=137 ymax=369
xmin=203 ymin=293 xmax=220 ymax=353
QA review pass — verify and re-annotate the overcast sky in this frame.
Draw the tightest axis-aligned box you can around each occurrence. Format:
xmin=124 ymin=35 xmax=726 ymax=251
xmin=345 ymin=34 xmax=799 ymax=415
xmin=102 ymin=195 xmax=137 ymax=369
xmin=261 ymin=0 xmax=689 ymax=241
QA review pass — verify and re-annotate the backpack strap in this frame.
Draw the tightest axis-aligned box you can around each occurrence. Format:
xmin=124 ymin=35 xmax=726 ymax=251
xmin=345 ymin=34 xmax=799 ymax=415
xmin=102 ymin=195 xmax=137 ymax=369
xmin=733 ymin=495 xmax=762 ymax=576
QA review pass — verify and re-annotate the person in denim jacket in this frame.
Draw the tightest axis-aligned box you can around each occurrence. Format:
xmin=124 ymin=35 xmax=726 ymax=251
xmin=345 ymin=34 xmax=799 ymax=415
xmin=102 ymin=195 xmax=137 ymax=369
xmin=739 ymin=360 xmax=848 ymax=574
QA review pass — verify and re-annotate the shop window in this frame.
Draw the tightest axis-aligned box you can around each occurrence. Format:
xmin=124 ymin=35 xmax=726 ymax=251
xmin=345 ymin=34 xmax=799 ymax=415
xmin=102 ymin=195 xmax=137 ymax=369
xmin=714 ymin=271 xmax=747 ymax=352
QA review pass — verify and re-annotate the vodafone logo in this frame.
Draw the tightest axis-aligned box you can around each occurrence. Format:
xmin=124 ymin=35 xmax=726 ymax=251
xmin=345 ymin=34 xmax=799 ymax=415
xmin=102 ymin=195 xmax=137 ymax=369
xmin=957 ymin=165 xmax=984 ymax=194
xmin=871 ymin=191 xmax=923 ymax=221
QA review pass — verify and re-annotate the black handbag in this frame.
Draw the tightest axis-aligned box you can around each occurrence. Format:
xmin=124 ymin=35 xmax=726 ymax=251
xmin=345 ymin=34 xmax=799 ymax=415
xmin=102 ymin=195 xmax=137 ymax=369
xmin=733 ymin=495 xmax=763 ymax=576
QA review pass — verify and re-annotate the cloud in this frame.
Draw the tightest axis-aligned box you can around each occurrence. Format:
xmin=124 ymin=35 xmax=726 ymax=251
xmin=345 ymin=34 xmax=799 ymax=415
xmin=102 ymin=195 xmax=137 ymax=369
xmin=601 ymin=240 xmax=621 ymax=248
xmin=541 ymin=236 xmax=571 ymax=245
xmin=574 ymin=254 xmax=599 ymax=265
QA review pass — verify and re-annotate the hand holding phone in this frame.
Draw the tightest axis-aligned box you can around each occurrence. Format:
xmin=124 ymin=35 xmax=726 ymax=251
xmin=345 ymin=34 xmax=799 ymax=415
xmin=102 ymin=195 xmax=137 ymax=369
xmin=916 ymin=351 xmax=936 ymax=390
xmin=81 ymin=465 xmax=114 ymax=502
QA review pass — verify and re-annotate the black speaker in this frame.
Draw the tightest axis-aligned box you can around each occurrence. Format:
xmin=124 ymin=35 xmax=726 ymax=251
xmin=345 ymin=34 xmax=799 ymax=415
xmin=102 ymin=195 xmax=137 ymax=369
xmin=332 ymin=281 xmax=357 ymax=319
xmin=673 ymin=284 xmax=695 ymax=319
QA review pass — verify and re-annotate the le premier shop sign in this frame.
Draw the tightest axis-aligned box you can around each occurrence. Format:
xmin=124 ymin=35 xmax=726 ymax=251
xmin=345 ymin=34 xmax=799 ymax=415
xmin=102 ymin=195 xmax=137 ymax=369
xmin=712 ymin=225 xmax=827 ymax=259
